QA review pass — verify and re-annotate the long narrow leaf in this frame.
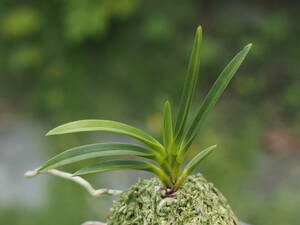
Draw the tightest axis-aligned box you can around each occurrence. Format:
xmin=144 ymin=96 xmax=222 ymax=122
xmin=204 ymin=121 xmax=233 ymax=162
xmin=46 ymin=120 xmax=163 ymax=152
xmin=174 ymin=26 xmax=202 ymax=143
xmin=74 ymin=160 xmax=172 ymax=186
xmin=163 ymin=101 xmax=173 ymax=150
xmin=37 ymin=143 xmax=157 ymax=173
xmin=74 ymin=160 xmax=152 ymax=175
xmin=182 ymin=43 xmax=252 ymax=151
xmin=175 ymin=145 xmax=217 ymax=189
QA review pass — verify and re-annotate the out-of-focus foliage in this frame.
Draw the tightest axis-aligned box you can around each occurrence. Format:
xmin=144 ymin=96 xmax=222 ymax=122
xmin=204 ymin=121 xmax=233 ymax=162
xmin=0 ymin=0 xmax=299 ymax=225
xmin=1 ymin=1 xmax=300 ymax=123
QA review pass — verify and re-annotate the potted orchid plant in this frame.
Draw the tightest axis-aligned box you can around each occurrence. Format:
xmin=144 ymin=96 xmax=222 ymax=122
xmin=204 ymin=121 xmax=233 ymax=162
xmin=26 ymin=26 xmax=252 ymax=225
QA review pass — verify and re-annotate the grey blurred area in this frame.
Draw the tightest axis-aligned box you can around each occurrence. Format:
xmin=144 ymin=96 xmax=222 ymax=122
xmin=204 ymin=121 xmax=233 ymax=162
xmin=0 ymin=119 xmax=47 ymax=206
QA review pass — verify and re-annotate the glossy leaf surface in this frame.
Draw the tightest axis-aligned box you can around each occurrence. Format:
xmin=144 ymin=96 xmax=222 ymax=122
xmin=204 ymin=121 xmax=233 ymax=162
xmin=174 ymin=26 xmax=202 ymax=143
xmin=37 ymin=143 xmax=155 ymax=173
xmin=47 ymin=120 xmax=163 ymax=152
xmin=182 ymin=44 xmax=252 ymax=151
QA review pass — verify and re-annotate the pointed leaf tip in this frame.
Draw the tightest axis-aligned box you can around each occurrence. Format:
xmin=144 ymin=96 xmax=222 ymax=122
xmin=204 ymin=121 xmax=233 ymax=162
xmin=164 ymin=100 xmax=171 ymax=107
xmin=181 ymin=43 xmax=252 ymax=151
xmin=245 ymin=43 xmax=253 ymax=49
xmin=196 ymin=25 xmax=202 ymax=34
xmin=45 ymin=130 xmax=53 ymax=136
xmin=174 ymin=26 xmax=203 ymax=144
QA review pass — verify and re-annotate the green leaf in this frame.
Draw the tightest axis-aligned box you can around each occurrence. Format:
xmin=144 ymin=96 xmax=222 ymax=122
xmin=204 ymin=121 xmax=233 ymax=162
xmin=46 ymin=120 xmax=164 ymax=152
xmin=182 ymin=43 xmax=252 ymax=152
xmin=175 ymin=145 xmax=217 ymax=189
xmin=163 ymin=101 xmax=173 ymax=151
xmin=174 ymin=26 xmax=202 ymax=144
xmin=37 ymin=142 xmax=157 ymax=173
xmin=73 ymin=160 xmax=152 ymax=175
xmin=74 ymin=160 xmax=172 ymax=187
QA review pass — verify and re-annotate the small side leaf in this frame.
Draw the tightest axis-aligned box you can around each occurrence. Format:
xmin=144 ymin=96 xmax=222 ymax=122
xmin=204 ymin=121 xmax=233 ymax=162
xmin=163 ymin=101 xmax=173 ymax=150
xmin=174 ymin=26 xmax=202 ymax=144
xmin=37 ymin=143 xmax=157 ymax=173
xmin=182 ymin=44 xmax=252 ymax=151
xmin=46 ymin=120 xmax=163 ymax=152
xmin=175 ymin=145 xmax=217 ymax=189
xmin=74 ymin=160 xmax=172 ymax=187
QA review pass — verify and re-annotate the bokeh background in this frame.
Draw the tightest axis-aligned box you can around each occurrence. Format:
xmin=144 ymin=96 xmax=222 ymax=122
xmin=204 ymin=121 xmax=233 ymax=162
xmin=1 ymin=0 xmax=300 ymax=224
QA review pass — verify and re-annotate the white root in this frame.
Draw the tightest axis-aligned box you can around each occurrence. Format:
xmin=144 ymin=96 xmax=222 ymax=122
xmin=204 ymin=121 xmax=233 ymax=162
xmin=24 ymin=169 xmax=122 ymax=197
xmin=82 ymin=221 xmax=107 ymax=225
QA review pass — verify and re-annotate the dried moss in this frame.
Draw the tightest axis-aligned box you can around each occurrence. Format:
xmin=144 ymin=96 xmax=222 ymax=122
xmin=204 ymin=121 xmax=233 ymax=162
xmin=107 ymin=174 xmax=240 ymax=225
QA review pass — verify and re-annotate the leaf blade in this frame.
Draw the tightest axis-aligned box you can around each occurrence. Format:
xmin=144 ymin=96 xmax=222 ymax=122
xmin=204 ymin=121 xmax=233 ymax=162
xmin=175 ymin=145 xmax=217 ymax=189
xmin=182 ymin=43 xmax=252 ymax=151
xmin=74 ymin=160 xmax=172 ymax=186
xmin=174 ymin=26 xmax=202 ymax=143
xmin=163 ymin=101 xmax=173 ymax=150
xmin=37 ymin=142 xmax=156 ymax=173
xmin=73 ymin=160 xmax=153 ymax=176
xmin=46 ymin=120 xmax=163 ymax=152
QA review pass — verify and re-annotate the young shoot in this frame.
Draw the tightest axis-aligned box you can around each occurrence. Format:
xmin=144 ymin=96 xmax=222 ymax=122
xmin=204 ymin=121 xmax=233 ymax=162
xmin=27 ymin=26 xmax=252 ymax=194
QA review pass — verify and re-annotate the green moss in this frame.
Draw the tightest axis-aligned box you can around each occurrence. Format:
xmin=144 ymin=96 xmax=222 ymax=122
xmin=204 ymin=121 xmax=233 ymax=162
xmin=107 ymin=174 xmax=240 ymax=225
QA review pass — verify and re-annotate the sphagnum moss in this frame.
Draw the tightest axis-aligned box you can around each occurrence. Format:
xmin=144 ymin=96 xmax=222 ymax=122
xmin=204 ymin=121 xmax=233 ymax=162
xmin=26 ymin=26 xmax=252 ymax=224
xmin=108 ymin=174 xmax=240 ymax=225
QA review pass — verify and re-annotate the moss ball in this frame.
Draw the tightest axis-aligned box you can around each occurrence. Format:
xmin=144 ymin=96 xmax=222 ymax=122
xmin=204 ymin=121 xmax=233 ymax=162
xmin=107 ymin=173 xmax=240 ymax=225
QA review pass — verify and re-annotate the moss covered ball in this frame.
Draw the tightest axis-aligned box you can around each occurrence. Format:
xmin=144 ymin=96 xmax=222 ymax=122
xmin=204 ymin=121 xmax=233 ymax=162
xmin=107 ymin=173 xmax=240 ymax=225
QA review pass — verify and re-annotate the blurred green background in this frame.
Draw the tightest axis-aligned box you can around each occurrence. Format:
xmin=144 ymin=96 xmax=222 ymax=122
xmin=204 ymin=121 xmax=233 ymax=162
xmin=0 ymin=0 xmax=300 ymax=224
